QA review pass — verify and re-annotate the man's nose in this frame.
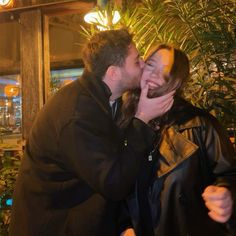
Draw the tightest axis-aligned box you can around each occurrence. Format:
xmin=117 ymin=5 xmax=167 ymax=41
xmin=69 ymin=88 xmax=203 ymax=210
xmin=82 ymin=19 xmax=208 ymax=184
xmin=139 ymin=58 xmax=145 ymax=68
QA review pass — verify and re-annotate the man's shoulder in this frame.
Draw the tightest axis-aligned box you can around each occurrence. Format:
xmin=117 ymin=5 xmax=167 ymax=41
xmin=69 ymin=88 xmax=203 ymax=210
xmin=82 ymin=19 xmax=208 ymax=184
xmin=47 ymin=79 xmax=88 ymax=107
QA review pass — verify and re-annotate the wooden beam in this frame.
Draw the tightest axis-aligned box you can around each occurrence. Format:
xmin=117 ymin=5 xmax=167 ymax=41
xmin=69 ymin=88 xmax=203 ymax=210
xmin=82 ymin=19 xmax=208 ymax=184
xmin=42 ymin=1 xmax=94 ymax=16
xmin=1 ymin=0 xmax=97 ymax=137
xmin=50 ymin=59 xmax=84 ymax=70
xmin=0 ymin=1 xmax=94 ymax=23
xmin=43 ymin=14 xmax=50 ymax=103
xmin=20 ymin=9 xmax=44 ymax=139
xmin=0 ymin=1 xmax=94 ymax=14
xmin=0 ymin=65 xmax=19 ymax=75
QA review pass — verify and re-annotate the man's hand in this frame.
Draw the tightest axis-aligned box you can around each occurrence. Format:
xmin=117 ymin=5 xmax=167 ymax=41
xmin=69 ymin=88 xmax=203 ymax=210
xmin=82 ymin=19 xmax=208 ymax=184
xmin=202 ymin=185 xmax=233 ymax=223
xmin=135 ymin=84 xmax=175 ymax=124
xmin=120 ymin=228 xmax=136 ymax=236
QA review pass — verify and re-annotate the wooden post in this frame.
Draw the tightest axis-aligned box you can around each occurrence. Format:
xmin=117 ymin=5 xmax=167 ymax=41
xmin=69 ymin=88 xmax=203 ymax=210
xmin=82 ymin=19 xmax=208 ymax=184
xmin=20 ymin=9 xmax=44 ymax=139
xmin=43 ymin=14 xmax=51 ymax=102
xmin=18 ymin=1 xmax=94 ymax=138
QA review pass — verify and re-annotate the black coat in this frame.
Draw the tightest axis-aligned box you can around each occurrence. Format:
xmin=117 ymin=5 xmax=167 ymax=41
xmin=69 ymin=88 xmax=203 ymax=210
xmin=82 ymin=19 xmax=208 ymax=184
xmin=9 ymin=74 xmax=155 ymax=236
xmin=123 ymin=98 xmax=236 ymax=236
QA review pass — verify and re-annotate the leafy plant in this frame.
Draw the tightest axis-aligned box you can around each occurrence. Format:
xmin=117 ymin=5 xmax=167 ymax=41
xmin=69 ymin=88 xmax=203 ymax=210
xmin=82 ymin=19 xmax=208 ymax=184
xmin=81 ymin=0 xmax=236 ymax=143
xmin=0 ymin=150 xmax=21 ymax=235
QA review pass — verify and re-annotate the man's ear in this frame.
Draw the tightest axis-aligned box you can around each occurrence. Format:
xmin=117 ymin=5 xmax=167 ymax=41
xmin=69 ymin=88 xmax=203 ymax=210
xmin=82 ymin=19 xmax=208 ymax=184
xmin=106 ymin=65 xmax=121 ymax=81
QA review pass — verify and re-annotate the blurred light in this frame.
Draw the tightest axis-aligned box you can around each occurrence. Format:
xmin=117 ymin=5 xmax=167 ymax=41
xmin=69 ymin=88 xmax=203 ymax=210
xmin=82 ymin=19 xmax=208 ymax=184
xmin=84 ymin=10 xmax=120 ymax=25
xmin=0 ymin=0 xmax=14 ymax=8
xmin=6 ymin=198 xmax=13 ymax=206
xmin=84 ymin=0 xmax=120 ymax=30
xmin=4 ymin=85 xmax=19 ymax=97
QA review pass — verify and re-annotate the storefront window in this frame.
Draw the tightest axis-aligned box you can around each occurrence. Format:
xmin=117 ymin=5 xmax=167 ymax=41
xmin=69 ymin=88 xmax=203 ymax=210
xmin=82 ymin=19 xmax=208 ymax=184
xmin=0 ymin=75 xmax=21 ymax=136
xmin=0 ymin=20 xmax=21 ymax=146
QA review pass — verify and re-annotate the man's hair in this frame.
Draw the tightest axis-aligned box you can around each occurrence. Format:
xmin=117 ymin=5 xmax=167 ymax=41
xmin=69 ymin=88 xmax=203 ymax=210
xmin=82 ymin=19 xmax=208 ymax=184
xmin=82 ymin=28 xmax=133 ymax=78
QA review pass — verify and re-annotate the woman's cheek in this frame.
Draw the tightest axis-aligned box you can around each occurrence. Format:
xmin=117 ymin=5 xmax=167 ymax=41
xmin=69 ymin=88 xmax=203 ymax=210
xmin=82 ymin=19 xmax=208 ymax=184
xmin=159 ymin=76 xmax=166 ymax=86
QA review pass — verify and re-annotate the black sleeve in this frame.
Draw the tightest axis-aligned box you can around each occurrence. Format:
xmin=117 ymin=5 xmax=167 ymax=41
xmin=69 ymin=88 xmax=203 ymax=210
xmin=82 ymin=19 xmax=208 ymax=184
xmin=58 ymin=97 xmax=156 ymax=201
xmin=117 ymin=200 xmax=134 ymax=235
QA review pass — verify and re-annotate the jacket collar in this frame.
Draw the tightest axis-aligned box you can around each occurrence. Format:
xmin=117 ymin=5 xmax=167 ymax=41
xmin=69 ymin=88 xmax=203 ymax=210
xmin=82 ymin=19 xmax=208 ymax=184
xmin=78 ymin=73 xmax=111 ymax=116
xmin=175 ymin=116 xmax=202 ymax=131
xmin=155 ymin=96 xmax=206 ymax=128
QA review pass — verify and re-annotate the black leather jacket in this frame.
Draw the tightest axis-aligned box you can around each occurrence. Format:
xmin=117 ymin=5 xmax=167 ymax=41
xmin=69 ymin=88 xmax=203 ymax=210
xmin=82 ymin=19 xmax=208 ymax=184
xmin=123 ymin=98 xmax=236 ymax=236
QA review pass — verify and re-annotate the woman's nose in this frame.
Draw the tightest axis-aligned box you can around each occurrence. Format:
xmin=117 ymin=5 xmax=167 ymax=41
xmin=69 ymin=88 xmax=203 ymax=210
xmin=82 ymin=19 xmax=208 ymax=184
xmin=152 ymin=68 xmax=162 ymax=77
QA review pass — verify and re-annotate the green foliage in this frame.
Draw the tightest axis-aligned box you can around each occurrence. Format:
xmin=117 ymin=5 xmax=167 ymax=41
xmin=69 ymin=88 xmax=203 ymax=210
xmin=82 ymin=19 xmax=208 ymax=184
xmin=0 ymin=150 xmax=21 ymax=235
xmin=50 ymin=76 xmax=61 ymax=95
xmin=126 ymin=0 xmax=236 ymax=128
xmin=81 ymin=0 xmax=236 ymax=139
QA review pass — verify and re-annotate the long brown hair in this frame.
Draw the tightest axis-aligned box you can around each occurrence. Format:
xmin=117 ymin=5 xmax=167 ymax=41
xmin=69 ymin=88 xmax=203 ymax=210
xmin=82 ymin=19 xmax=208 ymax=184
xmin=119 ymin=44 xmax=190 ymax=128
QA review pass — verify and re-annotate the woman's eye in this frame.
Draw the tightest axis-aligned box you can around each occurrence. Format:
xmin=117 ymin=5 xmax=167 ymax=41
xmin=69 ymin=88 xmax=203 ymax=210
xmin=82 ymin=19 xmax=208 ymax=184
xmin=146 ymin=62 xmax=154 ymax=67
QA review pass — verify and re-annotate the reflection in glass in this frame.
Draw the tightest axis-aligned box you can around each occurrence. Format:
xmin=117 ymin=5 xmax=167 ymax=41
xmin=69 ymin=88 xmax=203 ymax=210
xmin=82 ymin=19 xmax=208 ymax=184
xmin=0 ymin=74 xmax=21 ymax=139
xmin=50 ymin=68 xmax=83 ymax=95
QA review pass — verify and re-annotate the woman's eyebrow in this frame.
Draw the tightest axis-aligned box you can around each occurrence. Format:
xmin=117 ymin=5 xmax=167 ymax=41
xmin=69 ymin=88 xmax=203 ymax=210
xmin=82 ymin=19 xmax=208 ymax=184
xmin=146 ymin=58 xmax=156 ymax=63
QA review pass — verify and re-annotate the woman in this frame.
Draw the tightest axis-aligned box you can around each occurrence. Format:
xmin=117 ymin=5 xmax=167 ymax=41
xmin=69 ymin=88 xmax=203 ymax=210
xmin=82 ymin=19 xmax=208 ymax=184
xmin=119 ymin=44 xmax=236 ymax=236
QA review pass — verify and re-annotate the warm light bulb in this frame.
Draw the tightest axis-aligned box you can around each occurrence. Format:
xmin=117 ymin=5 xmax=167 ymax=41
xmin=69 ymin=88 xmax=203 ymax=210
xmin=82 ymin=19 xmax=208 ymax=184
xmin=84 ymin=11 xmax=105 ymax=25
xmin=0 ymin=0 xmax=13 ymax=7
xmin=112 ymin=11 xmax=121 ymax=24
xmin=84 ymin=10 xmax=121 ymax=27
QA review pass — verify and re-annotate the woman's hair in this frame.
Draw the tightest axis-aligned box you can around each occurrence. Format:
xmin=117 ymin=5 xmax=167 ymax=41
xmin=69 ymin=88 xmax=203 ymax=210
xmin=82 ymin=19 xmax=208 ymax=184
xmin=119 ymin=44 xmax=190 ymax=128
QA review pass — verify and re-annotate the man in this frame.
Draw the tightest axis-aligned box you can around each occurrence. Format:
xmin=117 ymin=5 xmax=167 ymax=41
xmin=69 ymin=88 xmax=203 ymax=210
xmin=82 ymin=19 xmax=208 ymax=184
xmin=9 ymin=29 xmax=174 ymax=236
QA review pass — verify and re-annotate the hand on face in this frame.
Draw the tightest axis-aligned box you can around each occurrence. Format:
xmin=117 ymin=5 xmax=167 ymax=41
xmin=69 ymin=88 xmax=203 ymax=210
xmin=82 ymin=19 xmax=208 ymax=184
xmin=141 ymin=64 xmax=165 ymax=90
xmin=202 ymin=185 xmax=233 ymax=223
xmin=141 ymin=72 xmax=161 ymax=90
xmin=135 ymin=83 xmax=175 ymax=124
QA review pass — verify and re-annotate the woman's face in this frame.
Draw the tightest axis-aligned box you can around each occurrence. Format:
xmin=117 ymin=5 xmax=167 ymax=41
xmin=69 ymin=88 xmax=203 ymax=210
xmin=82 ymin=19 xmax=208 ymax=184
xmin=141 ymin=48 xmax=172 ymax=89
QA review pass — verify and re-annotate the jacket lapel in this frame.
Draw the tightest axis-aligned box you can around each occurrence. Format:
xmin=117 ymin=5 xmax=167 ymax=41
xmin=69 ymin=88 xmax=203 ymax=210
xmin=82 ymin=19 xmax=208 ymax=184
xmin=158 ymin=126 xmax=199 ymax=177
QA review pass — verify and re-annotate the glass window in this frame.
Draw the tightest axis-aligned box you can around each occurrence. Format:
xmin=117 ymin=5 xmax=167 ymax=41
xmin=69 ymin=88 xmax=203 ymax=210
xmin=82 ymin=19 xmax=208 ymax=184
xmin=0 ymin=20 xmax=21 ymax=146
xmin=50 ymin=68 xmax=83 ymax=94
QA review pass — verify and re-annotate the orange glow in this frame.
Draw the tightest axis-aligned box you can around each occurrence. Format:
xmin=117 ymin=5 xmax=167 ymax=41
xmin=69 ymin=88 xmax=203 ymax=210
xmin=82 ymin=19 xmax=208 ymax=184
xmin=4 ymin=85 xmax=19 ymax=97
xmin=0 ymin=0 xmax=14 ymax=8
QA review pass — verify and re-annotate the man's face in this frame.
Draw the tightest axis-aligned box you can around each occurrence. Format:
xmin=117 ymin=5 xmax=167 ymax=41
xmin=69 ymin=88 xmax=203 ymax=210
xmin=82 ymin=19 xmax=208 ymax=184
xmin=119 ymin=43 xmax=144 ymax=90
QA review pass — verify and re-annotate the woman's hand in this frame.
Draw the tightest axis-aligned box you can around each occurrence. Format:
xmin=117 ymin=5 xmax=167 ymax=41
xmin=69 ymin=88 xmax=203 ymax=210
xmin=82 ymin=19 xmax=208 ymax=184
xmin=135 ymin=84 xmax=175 ymax=123
xmin=202 ymin=185 xmax=233 ymax=223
